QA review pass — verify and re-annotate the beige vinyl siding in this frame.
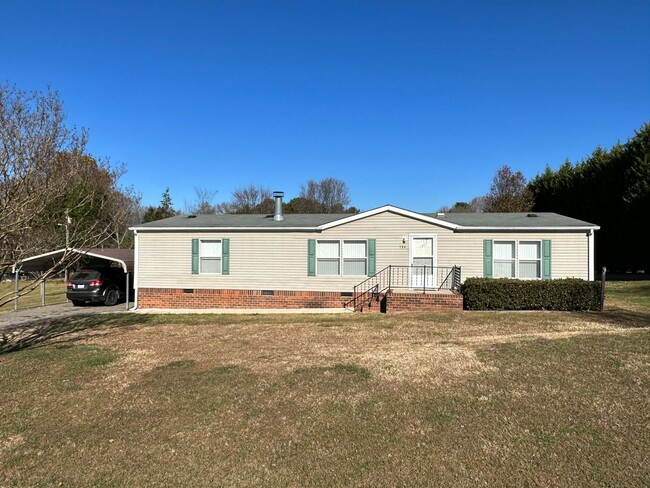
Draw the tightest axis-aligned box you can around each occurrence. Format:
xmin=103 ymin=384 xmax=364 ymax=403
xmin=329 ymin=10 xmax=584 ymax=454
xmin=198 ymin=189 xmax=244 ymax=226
xmin=320 ymin=211 xmax=453 ymax=273
xmin=137 ymin=211 xmax=451 ymax=292
xmin=437 ymin=232 xmax=589 ymax=281
xmin=136 ymin=211 xmax=591 ymax=291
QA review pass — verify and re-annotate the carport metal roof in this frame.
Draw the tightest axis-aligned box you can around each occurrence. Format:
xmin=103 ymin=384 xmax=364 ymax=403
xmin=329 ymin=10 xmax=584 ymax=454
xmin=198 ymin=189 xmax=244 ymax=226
xmin=12 ymin=248 xmax=134 ymax=273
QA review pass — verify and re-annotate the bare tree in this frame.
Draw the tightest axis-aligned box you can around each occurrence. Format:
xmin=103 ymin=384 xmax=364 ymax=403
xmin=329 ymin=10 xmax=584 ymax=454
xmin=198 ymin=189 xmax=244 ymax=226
xmin=483 ymin=165 xmax=534 ymax=212
xmin=438 ymin=196 xmax=486 ymax=213
xmin=0 ymin=83 xmax=131 ymax=308
xmin=185 ymin=187 xmax=218 ymax=215
xmin=105 ymin=185 xmax=142 ymax=248
xmin=469 ymin=195 xmax=486 ymax=212
xmin=217 ymin=184 xmax=272 ymax=214
xmin=299 ymin=177 xmax=351 ymax=213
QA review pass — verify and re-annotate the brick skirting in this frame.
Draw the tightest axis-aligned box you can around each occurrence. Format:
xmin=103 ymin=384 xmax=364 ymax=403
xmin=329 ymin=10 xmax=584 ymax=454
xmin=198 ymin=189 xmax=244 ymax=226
xmin=137 ymin=287 xmax=349 ymax=309
xmin=383 ymin=291 xmax=464 ymax=312
xmin=138 ymin=287 xmax=464 ymax=312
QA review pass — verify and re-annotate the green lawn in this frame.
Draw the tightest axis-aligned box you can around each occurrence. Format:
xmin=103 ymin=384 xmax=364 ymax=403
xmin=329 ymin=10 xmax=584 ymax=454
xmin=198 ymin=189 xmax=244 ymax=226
xmin=0 ymin=282 xmax=648 ymax=486
xmin=605 ymin=279 xmax=650 ymax=312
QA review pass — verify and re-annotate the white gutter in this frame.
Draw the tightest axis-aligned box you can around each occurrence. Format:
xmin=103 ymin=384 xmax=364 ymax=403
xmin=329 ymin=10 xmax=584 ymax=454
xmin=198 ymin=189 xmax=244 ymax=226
xmin=453 ymin=226 xmax=601 ymax=231
xmin=128 ymin=226 xmax=321 ymax=232
xmin=130 ymin=225 xmax=600 ymax=232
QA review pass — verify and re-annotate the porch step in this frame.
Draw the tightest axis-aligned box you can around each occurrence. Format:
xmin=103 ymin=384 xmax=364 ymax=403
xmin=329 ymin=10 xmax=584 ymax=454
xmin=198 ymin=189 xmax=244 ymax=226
xmin=355 ymin=293 xmax=385 ymax=313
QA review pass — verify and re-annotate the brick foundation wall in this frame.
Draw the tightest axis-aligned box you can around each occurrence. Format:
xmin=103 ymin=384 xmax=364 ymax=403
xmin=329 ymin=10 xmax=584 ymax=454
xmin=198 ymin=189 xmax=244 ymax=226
xmin=138 ymin=287 xmax=349 ymax=309
xmin=137 ymin=288 xmax=464 ymax=312
xmin=384 ymin=291 xmax=463 ymax=312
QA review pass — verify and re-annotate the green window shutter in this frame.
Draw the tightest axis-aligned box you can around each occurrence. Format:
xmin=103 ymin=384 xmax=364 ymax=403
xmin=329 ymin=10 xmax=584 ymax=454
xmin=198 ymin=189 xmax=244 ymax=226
xmin=367 ymin=239 xmax=376 ymax=276
xmin=483 ymin=240 xmax=493 ymax=278
xmin=222 ymin=238 xmax=230 ymax=275
xmin=191 ymin=239 xmax=199 ymax=274
xmin=307 ymin=239 xmax=316 ymax=276
xmin=542 ymin=239 xmax=551 ymax=280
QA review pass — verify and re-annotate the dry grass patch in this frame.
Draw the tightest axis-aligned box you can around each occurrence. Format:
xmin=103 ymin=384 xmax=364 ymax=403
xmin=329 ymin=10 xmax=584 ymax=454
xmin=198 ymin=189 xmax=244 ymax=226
xmin=0 ymin=280 xmax=67 ymax=313
xmin=0 ymin=282 xmax=648 ymax=486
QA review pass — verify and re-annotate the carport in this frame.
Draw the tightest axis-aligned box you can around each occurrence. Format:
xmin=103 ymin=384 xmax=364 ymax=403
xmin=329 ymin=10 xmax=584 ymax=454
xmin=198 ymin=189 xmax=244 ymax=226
xmin=11 ymin=248 xmax=134 ymax=310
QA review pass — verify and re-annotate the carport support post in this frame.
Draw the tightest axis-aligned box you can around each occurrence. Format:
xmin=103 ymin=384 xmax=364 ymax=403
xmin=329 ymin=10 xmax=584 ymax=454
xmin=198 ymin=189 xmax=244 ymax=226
xmin=41 ymin=279 xmax=45 ymax=306
xmin=14 ymin=269 xmax=19 ymax=311
xmin=125 ymin=272 xmax=130 ymax=310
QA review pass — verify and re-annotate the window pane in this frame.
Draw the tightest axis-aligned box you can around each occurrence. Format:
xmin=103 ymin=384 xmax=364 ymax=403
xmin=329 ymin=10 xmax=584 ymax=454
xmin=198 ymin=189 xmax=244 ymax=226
xmin=519 ymin=241 xmax=540 ymax=260
xmin=494 ymin=261 xmax=515 ymax=278
xmin=413 ymin=238 xmax=433 ymax=257
xmin=494 ymin=241 xmax=515 ymax=259
xmin=317 ymin=259 xmax=340 ymax=275
xmin=317 ymin=241 xmax=340 ymax=258
xmin=343 ymin=259 xmax=366 ymax=276
xmin=200 ymin=240 xmax=221 ymax=257
xmin=343 ymin=241 xmax=366 ymax=258
xmin=200 ymin=257 xmax=221 ymax=273
xmin=412 ymin=257 xmax=433 ymax=268
xmin=519 ymin=261 xmax=540 ymax=279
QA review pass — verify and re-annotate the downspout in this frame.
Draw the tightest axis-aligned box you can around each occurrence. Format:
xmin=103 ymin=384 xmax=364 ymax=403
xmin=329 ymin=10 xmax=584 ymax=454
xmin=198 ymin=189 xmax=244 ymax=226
xmin=133 ymin=230 xmax=139 ymax=310
xmin=588 ymin=229 xmax=595 ymax=281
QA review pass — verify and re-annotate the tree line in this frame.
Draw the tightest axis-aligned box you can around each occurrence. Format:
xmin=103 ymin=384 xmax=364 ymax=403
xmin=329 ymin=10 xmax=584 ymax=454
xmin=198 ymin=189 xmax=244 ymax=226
xmin=528 ymin=123 xmax=650 ymax=273
xmin=439 ymin=123 xmax=650 ymax=273
xmin=142 ymin=179 xmax=358 ymax=223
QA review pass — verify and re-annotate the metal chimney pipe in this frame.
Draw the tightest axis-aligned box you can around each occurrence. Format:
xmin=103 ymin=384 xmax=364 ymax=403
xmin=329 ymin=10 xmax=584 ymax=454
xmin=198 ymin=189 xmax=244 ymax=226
xmin=273 ymin=191 xmax=284 ymax=221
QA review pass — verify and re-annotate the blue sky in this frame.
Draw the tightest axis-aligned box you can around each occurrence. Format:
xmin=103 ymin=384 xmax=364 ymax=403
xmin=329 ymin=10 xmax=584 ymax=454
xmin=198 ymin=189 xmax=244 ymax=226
xmin=2 ymin=1 xmax=648 ymax=212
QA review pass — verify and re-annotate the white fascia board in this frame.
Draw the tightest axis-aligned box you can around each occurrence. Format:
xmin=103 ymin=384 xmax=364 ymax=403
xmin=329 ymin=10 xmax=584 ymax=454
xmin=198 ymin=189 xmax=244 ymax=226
xmin=13 ymin=248 xmax=68 ymax=271
xmin=317 ymin=205 xmax=461 ymax=231
xmin=12 ymin=247 xmax=129 ymax=273
xmin=454 ymin=226 xmax=601 ymax=231
xmin=129 ymin=226 xmax=320 ymax=232
xmin=80 ymin=251 xmax=128 ymax=273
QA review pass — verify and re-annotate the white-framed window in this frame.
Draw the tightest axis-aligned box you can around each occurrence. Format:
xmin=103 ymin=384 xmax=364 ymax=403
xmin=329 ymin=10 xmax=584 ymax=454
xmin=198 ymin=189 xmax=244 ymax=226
xmin=317 ymin=240 xmax=340 ymax=276
xmin=494 ymin=241 xmax=516 ymax=278
xmin=200 ymin=239 xmax=222 ymax=274
xmin=493 ymin=240 xmax=541 ymax=279
xmin=343 ymin=240 xmax=368 ymax=276
xmin=317 ymin=240 xmax=367 ymax=276
xmin=518 ymin=241 xmax=541 ymax=279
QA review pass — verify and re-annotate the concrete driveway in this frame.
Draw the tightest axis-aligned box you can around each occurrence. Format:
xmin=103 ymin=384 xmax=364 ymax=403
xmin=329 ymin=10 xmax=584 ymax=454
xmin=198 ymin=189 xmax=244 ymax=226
xmin=0 ymin=302 xmax=132 ymax=331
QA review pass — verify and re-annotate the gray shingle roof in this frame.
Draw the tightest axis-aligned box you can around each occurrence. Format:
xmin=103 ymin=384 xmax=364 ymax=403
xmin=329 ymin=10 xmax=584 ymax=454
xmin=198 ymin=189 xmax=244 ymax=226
xmin=135 ymin=213 xmax=350 ymax=228
xmin=132 ymin=207 xmax=598 ymax=230
xmin=426 ymin=212 xmax=597 ymax=228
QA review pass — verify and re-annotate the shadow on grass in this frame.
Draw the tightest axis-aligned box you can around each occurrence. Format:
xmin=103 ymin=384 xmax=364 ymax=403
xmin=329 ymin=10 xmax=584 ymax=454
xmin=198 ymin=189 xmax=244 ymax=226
xmin=586 ymin=308 xmax=650 ymax=329
xmin=0 ymin=313 xmax=155 ymax=355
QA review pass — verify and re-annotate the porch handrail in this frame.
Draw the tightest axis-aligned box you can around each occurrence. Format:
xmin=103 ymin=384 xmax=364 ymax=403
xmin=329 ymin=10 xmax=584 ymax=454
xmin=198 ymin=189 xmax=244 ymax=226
xmin=347 ymin=265 xmax=461 ymax=311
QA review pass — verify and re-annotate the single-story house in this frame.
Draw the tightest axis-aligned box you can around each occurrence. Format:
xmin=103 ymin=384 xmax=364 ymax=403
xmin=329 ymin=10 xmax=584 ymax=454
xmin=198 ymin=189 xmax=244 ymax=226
xmin=130 ymin=193 xmax=599 ymax=312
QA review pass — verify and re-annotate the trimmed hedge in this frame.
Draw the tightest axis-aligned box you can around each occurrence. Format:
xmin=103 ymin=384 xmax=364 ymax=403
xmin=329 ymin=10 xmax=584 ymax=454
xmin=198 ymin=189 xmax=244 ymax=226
xmin=461 ymin=278 xmax=602 ymax=311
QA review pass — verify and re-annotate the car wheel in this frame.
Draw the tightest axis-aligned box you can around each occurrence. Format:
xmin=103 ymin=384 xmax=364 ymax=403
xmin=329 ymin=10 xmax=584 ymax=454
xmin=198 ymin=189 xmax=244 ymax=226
xmin=104 ymin=289 xmax=119 ymax=306
xmin=71 ymin=300 xmax=83 ymax=307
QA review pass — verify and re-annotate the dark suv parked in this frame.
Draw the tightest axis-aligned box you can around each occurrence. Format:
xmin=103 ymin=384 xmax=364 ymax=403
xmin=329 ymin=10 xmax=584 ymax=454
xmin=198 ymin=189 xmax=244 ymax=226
xmin=66 ymin=268 xmax=127 ymax=306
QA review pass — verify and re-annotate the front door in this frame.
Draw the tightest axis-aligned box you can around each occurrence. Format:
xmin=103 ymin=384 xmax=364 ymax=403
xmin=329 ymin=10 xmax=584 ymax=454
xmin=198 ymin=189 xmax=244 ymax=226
xmin=410 ymin=235 xmax=437 ymax=289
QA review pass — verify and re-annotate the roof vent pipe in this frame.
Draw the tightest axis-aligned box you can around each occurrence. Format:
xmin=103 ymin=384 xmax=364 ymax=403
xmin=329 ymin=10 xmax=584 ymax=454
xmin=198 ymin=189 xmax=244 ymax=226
xmin=273 ymin=191 xmax=284 ymax=221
